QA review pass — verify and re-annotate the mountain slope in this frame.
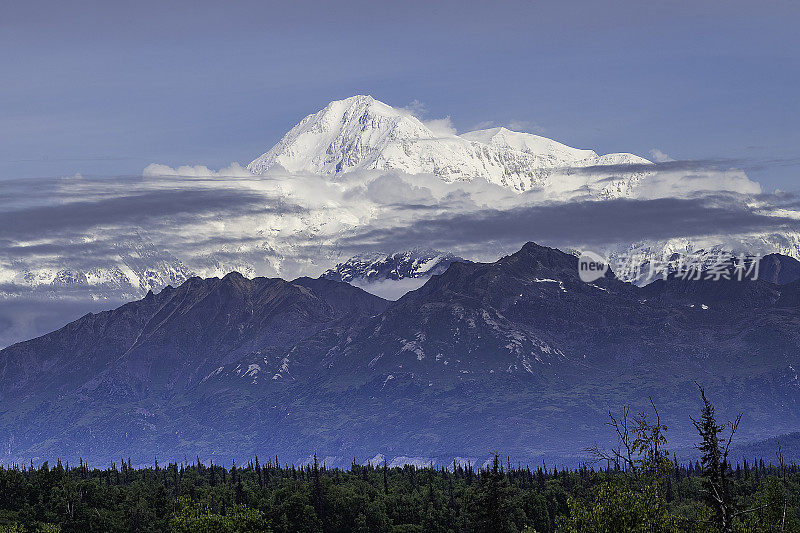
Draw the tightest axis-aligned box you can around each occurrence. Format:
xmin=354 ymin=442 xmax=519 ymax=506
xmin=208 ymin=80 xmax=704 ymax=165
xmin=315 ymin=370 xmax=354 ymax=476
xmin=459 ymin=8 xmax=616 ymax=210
xmin=247 ymin=95 xmax=651 ymax=192
xmin=247 ymin=96 xmax=435 ymax=175
xmin=319 ymin=243 xmax=627 ymax=378
xmin=759 ymin=253 xmax=800 ymax=285
xmin=3 ymin=243 xmax=800 ymax=466
xmin=0 ymin=274 xmax=387 ymax=402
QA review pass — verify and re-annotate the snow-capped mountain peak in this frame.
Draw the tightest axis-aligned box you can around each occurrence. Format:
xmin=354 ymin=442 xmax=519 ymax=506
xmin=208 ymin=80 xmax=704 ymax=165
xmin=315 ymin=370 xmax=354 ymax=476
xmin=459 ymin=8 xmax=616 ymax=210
xmin=460 ymin=126 xmax=597 ymax=163
xmin=247 ymin=95 xmax=437 ymax=175
xmin=322 ymin=250 xmax=467 ymax=283
xmin=247 ymin=95 xmax=652 ymax=192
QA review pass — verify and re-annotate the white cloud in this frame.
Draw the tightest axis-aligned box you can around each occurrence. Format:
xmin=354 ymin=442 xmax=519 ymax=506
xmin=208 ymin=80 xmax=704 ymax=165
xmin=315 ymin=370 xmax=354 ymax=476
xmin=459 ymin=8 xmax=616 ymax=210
xmin=398 ymin=99 xmax=457 ymax=137
xmin=0 ymin=154 xmax=778 ymax=343
xmin=649 ymin=149 xmax=674 ymax=163
xmin=350 ymin=277 xmax=430 ymax=300
xmin=401 ymin=99 xmax=427 ymax=117
xmin=143 ymin=162 xmax=251 ymax=178
xmin=507 ymin=120 xmax=546 ymax=134
xmin=507 ymin=119 xmax=530 ymax=131
xmin=422 ymin=117 xmax=457 ymax=137
xmin=632 ymin=168 xmax=761 ymax=199
xmin=470 ymin=120 xmax=495 ymax=131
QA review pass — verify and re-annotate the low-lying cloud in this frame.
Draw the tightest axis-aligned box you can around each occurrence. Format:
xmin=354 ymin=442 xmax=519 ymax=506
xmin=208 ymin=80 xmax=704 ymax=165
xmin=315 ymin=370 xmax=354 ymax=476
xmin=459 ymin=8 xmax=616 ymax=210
xmin=338 ymin=196 xmax=800 ymax=253
xmin=0 ymin=188 xmax=287 ymax=240
xmin=0 ymin=161 xmax=790 ymax=281
xmin=1 ymin=157 xmax=798 ymax=346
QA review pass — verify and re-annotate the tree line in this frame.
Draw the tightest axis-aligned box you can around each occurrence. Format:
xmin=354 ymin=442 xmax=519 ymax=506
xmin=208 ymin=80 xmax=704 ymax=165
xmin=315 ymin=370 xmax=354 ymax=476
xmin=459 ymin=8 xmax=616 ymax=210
xmin=0 ymin=389 xmax=797 ymax=532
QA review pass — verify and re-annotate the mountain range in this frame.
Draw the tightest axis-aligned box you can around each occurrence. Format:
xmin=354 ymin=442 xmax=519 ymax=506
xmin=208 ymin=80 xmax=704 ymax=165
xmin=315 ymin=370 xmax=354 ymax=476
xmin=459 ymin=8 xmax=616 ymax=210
xmin=2 ymin=242 xmax=800 ymax=467
xmin=0 ymin=94 xmax=793 ymax=358
xmin=0 ymin=95 xmax=668 ymax=347
xmin=1 ymin=95 xmax=764 ymax=301
xmin=247 ymin=95 xmax=651 ymax=194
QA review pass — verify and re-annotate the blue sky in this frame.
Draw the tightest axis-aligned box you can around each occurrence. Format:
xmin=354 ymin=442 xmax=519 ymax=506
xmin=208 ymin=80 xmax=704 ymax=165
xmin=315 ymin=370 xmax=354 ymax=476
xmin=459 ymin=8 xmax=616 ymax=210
xmin=2 ymin=0 xmax=799 ymax=190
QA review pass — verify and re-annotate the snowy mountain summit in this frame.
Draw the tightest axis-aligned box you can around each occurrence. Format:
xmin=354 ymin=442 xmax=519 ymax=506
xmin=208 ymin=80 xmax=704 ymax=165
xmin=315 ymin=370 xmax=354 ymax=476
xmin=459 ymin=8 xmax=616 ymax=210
xmin=247 ymin=95 xmax=651 ymax=192
xmin=322 ymin=250 xmax=467 ymax=283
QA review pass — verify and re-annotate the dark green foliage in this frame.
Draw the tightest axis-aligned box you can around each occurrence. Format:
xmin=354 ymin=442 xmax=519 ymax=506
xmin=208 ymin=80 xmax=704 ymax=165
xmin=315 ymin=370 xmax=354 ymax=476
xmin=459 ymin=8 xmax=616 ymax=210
xmin=691 ymin=386 xmax=740 ymax=532
xmin=170 ymin=498 xmax=269 ymax=532
xmin=0 ymin=453 xmax=797 ymax=532
xmin=0 ymin=394 xmax=795 ymax=533
xmin=468 ymin=454 xmax=519 ymax=532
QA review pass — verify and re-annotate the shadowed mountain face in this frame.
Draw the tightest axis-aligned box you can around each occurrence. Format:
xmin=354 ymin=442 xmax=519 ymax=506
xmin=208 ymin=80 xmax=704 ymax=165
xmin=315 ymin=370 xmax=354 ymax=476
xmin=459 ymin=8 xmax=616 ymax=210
xmin=759 ymin=253 xmax=800 ymax=285
xmin=0 ymin=274 xmax=388 ymax=401
xmin=2 ymin=244 xmax=800 ymax=467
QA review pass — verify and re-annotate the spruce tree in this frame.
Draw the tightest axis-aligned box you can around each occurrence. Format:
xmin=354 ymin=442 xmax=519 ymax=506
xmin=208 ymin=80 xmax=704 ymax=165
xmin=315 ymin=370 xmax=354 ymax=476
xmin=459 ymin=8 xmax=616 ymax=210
xmin=692 ymin=385 xmax=738 ymax=533
xmin=255 ymin=455 xmax=263 ymax=488
xmin=312 ymin=453 xmax=324 ymax=519
xmin=383 ymin=458 xmax=389 ymax=495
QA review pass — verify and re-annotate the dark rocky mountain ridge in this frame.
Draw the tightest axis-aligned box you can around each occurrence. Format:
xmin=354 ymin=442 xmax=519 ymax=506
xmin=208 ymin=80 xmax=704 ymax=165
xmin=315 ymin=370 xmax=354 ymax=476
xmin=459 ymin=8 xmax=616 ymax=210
xmin=2 ymin=243 xmax=800 ymax=467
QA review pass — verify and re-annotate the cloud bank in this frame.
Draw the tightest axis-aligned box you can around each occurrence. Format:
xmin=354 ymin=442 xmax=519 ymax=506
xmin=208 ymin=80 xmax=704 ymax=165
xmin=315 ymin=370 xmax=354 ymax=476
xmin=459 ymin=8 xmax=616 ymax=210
xmin=0 ymin=156 xmax=793 ymax=346
xmin=0 ymin=160 xmax=781 ymax=283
